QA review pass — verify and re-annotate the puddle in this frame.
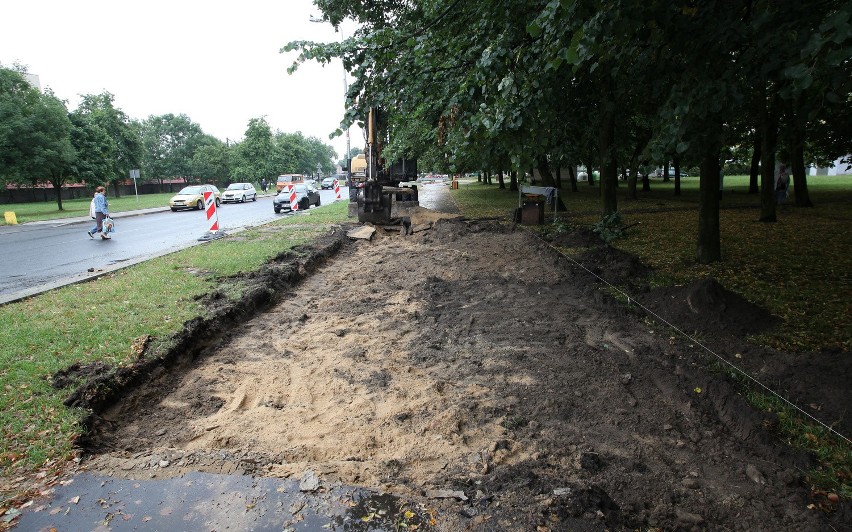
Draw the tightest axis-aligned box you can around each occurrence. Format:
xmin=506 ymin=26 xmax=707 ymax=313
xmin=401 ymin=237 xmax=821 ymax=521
xmin=16 ymin=471 xmax=433 ymax=531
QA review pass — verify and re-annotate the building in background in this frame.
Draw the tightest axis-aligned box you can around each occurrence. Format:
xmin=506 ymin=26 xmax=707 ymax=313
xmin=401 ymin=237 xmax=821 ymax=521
xmin=809 ymin=156 xmax=851 ymax=176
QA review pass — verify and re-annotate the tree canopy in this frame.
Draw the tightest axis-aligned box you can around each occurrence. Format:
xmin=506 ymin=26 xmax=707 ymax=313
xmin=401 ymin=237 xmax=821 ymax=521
xmin=74 ymin=92 xmax=143 ymax=196
xmin=0 ymin=66 xmax=75 ymax=208
xmin=288 ymin=0 xmax=852 ymax=263
xmin=0 ymin=65 xmax=338 ymax=200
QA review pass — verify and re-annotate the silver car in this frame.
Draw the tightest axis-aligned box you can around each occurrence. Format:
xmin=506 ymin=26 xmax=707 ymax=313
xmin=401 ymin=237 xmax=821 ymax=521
xmin=222 ymin=183 xmax=257 ymax=203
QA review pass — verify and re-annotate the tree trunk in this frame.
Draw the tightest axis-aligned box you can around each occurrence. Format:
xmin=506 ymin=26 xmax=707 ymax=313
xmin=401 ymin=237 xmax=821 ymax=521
xmin=510 ymin=171 xmax=518 ymax=191
xmin=626 ymin=168 xmax=638 ymax=199
xmin=759 ymin=90 xmax=778 ymax=223
xmin=536 ymin=157 xmax=556 ymax=187
xmin=478 ymin=171 xmax=482 ymax=183
xmin=567 ymin=165 xmax=578 ymax=192
xmin=641 ymin=160 xmax=652 ymax=191
xmin=673 ymin=155 xmax=682 ymax=196
xmin=790 ymin=111 xmax=813 ymax=207
xmin=663 ymin=160 xmax=670 ymax=182
xmin=497 ymin=170 xmax=505 ymax=189
xmin=626 ymin=141 xmax=646 ymax=200
xmin=598 ymin=99 xmax=618 ymax=215
xmin=52 ymin=176 xmax=64 ymax=211
xmin=112 ymin=179 xmax=122 ymax=198
xmin=581 ymin=161 xmax=594 ymax=186
xmin=697 ymin=140 xmax=722 ymax=264
xmin=791 ymin=145 xmax=811 ymax=207
xmin=533 ymin=162 xmax=568 ymax=212
xmin=555 ymin=167 xmax=562 ymax=189
xmin=749 ymin=131 xmax=761 ymax=194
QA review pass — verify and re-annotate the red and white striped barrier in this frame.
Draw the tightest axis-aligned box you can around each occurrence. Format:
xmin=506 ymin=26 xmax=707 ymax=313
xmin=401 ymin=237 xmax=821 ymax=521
xmin=203 ymin=191 xmax=220 ymax=232
xmin=288 ymin=184 xmax=299 ymax=211
xmin=334 ymin=179 xmax=341 ymax=200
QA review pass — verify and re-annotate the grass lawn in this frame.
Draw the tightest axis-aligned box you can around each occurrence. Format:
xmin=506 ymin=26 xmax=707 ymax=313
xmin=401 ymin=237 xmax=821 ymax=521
xmin=0 ymin=193 xmax=177 ymax=225
xmin=0 ymin=200 xmax=349 ymax=485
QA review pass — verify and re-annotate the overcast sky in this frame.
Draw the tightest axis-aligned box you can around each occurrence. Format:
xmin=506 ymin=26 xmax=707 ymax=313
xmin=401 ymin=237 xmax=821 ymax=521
xmin=1 ymin=0 xmax=361 ymax=159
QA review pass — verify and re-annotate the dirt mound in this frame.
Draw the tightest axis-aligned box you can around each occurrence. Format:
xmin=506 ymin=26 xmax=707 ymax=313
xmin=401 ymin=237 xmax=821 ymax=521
xmin=642 ymin=277 xmax=780 ymax=337
xmin=63 ymin=221 xmax=843 ymax=530
xmin=576 ymin=245 xmax=652 ymax=288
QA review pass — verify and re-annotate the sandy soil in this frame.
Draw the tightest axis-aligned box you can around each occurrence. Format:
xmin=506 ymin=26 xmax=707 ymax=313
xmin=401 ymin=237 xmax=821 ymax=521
xmin=69 ymin=215 xmax=848 ymax=530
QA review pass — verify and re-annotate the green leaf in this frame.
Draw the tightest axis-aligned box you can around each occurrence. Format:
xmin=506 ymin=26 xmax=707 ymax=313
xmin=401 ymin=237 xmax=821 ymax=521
xmin=566 ymin=29 xmax=585 ymax=65
xmin=783 ymin=64 xmax=808 ymax=79
xmin=794 ymin=74 xmax=813 ymax=91
xmin=527 ymin=22 xmax=542 ymax=38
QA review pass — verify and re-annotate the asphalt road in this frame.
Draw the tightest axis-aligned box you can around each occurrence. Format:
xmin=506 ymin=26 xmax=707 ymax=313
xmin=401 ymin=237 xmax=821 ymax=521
xmin=0 ymin=189 xmax=345 ymax=304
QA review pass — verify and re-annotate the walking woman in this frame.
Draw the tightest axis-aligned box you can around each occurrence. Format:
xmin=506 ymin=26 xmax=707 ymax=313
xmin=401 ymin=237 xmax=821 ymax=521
xmin=88 ymin=186 xmax=110 ymax=239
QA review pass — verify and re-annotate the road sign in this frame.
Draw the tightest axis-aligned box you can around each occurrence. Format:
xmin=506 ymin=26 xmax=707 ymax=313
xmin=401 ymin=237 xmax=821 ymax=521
xmin=129 ymin=169 xmax=140 ymax=200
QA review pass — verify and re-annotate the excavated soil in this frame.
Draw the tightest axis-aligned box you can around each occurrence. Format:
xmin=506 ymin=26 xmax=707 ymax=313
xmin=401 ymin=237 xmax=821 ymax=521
xmin=67 ymin=218 xmax=849 ymax=530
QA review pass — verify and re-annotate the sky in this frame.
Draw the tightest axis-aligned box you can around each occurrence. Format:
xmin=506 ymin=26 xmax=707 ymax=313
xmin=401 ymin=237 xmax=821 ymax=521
xmin=1 ymin=0 xmax=361 ymax=159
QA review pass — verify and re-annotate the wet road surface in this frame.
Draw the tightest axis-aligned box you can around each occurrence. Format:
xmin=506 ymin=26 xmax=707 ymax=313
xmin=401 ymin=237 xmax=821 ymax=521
xmin=15 ymin=471 xmax=431 ymax=531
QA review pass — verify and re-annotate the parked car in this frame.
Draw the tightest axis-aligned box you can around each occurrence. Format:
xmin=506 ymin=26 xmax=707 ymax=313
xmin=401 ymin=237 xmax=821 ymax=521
xmin=169 ymin=184 xmax=221 ymax=211
xmin=222 ymin=182 xmax=257 ymax=203
xmin=321 ymin=177 xmax=336 ymax=190
xmin=655 ymin=168 xmax=689 ymax=178
xmin=273 ymin=183 xmax=321 ymax=213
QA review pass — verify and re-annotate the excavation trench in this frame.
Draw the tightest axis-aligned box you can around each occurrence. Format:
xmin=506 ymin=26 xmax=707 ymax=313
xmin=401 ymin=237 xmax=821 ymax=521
xmin=35 ymin=218 xmax=848 ymax=530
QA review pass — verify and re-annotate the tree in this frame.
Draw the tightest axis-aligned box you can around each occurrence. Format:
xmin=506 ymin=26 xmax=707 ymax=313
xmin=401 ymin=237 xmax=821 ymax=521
xmin=33 ymin=91 xmax=76 ymax=209
xmin=303 ymin=135 xmax=337 ymax=176
xmin=232 ymin=118 xmax=276 ymax=183
xmin=69 ymin=112 xmax=114 ymax=189
xmin=191 ymin=139 xmax=231 ymax=185
xmin=290 ymin=0 xmax=851 ymax=265
xmin=75 ymin=92 xmax=142 ymax=196
xmin=0 ymin=67 xmax=75 ymax=208
xmin=0 ymin=66 xmax=40 ymax=187
xmin=141 ymin=114 xmax=205 ymax=189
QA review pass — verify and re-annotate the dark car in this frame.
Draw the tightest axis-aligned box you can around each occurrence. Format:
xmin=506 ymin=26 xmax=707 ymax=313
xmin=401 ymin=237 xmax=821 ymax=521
xmin=273 ymin=183 xmax=321 ymax=213
xmin=321 ymin=177 xmax=335 ymax=190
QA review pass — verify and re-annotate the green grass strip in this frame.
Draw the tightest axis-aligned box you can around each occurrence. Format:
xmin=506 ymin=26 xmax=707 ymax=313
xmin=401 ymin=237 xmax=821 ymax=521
xmin=0 ymin=200 xmax=349 ymax=479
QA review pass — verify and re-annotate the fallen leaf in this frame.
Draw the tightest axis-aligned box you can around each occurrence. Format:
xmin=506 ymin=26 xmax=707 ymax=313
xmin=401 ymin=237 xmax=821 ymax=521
xmin=69 ymin=496 xmax=80 ymax=505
